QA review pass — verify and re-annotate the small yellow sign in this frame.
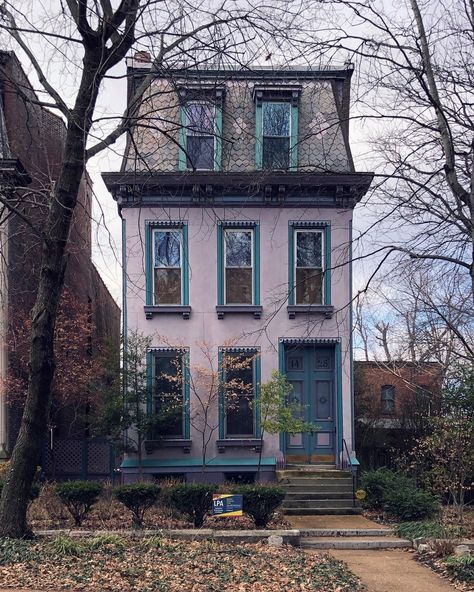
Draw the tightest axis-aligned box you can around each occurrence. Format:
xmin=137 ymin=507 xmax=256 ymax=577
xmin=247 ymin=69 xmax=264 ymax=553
xmin=356 ymin=489 xmax=366 ymax=501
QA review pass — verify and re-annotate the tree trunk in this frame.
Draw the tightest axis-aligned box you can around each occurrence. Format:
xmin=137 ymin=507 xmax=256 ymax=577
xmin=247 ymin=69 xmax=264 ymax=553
xmin=0 ymin=50 xmax=102 ymax=537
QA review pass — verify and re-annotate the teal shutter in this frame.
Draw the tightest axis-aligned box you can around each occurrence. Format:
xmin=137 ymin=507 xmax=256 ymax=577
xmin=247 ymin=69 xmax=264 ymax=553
xmin=178 ymin=104 xmax=187 ymax=171
xmin=290 ymin=103 xmax=298 ymax=170
xmin=145 ymin=222 xmax=153 ymax=305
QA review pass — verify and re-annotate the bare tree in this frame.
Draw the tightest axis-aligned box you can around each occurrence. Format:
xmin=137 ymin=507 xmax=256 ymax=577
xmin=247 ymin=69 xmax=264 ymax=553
xmin=354 ymin=263 xmax=473 ymax=368
xmin=281 ymin=0 xmax=474 ymax=339
xmin=0 ymin=0 xmax=287 ymax=538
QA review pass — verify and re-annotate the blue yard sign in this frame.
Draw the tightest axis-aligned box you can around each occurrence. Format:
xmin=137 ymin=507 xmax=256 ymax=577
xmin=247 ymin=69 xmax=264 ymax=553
xmin=212 ymin=494 xmax=243 ymax=517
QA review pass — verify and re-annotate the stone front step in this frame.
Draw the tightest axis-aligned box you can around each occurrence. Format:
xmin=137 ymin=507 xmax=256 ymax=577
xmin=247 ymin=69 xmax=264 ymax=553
xmin=286 ymin=464 xmax=337 ymax=471
xmin=284 ymin=507 xmax=362 ymax=515
xmin=285 ymin=492 xmax=354 ymax=500
xmin=283 ymin=499 xmax=359 ymax=509
xmin=278 ymin=470 xmax=351 ymax=480
xmin=301 ymin=537 xmax=411 ymax=550
xmin=284 ymin=484 xmax=353 ymax=494
xmin=282 ymin=478 xmax=353 ymax=487
xmin=300 ymin=528 xmax=393 ymax=537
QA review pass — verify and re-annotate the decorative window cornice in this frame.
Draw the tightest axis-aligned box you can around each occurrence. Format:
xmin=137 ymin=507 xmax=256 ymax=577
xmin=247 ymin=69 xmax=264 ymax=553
xmin=146 ymin=219 xmax=186 ymax=228
xmin=218 ymin=220 xmax=259 ymax=228
xmin=149 ymin=346 xmax=189 ymax=354
xmin=279 ymin=337 xmax=341 ymax=345
xmin=219 ymin=346 xmax=260 ymax=354
xmin=289 ymin=220 xmax=330 ymax=228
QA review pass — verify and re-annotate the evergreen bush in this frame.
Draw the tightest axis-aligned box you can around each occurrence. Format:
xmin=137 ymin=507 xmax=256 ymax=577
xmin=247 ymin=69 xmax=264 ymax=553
xmin=113 ymin=483 xmax=160 ymax=527
xmin=232 ymin=484 xmax=285 ymax=528
xmin=55 ymin=481 xmax=102 ymax=526
xmin=168 ymin=483 xmax=217 ymax=527
xmin=385 ymin=488 xmax=439 ymax=521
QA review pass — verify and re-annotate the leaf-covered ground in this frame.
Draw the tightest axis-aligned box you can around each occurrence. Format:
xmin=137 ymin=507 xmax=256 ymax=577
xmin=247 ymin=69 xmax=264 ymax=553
xmin=0 ymin=535 xmax=364 ymax=591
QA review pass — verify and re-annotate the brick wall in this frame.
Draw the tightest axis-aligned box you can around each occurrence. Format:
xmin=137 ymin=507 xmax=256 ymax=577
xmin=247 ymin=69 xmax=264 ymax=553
xmin=0 ymin=51 xmax=120 ymax=453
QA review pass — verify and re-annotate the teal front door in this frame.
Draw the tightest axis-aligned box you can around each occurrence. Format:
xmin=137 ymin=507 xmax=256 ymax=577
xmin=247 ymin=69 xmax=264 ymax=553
xmin=284 ymin=345 xmax=336 ymax=463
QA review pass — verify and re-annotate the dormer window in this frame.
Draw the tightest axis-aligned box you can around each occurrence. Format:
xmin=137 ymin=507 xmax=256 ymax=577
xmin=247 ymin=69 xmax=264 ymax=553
xmin=262 ymin=102 xmax=291 ymax=169
xmin=178 ymin=86 xmax=224 ymax=172
xmin=254 ymin=86 xmax=300 ymax=171
xmin=184 ymin=102 xmax=215 ymax=170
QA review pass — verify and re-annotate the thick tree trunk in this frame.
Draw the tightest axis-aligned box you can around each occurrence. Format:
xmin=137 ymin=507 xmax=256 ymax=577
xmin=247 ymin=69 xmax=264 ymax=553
xmin=0 ymin=51 xmax=102 ymax=537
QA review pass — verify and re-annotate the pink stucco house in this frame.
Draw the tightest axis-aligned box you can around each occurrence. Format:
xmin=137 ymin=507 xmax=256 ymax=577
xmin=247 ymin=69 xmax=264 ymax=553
xmin=103 ymin=55 xmax=373 ymax=485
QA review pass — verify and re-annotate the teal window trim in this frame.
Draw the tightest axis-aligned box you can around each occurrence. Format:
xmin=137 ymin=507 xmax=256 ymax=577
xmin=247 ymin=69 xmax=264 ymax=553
xmin=288 ymin=221 xmax=331 ymax=306
xmin=255 ymin=101 xmax=263 ymax=170
xmin=219 ymin=346 xmax=260 ymax=440
xmin=335 ymin=341 xmax=343 ymax=464
xmin=278 ymin=340 xmax=285 ymax=453
xmin=145 ymin=220 xmax=189 ymax=306
xmin=217 ymin=221 xmax=260 ymax=306
xmin=147 ymin=347 xmax=190 ymax=439
xmin=178 ymin=106 xmax=187 ymax=171
xmin=290 ymin=103 xmax=298 ymax=170
xmin=215 ymin=105 xmax=223 ymax=171
xmin=178 ymin=101 xmax=223 ymax=171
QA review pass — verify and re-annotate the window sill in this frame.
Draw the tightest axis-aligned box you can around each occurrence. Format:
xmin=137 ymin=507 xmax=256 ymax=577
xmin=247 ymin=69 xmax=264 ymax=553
xmin=216 ymin=305 xmax=262 ymax=320
xmin=145 ymin=439 xmax=192 ymax=454
xmin=144 ymin=305 xmax=191 ymax=320
xmin=287 ymin=305 xmax=334 ymax=320
xmin=217 ymin=439 xmax=262 ymax=453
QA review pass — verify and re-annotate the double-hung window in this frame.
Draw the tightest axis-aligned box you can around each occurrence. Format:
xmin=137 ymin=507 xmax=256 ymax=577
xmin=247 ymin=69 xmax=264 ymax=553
xmin=153 ymin=228 xmax=182 ymax=305
xmin=381 ymin=385 xmax=395 ymax=414
xmin=254 ymin=87 xmax=299 ymax=171
xmin=224 ymin=229 xmax=253 ymax=305
xmin=184 ymin=102 xmax=215 ymax=170
xmin=220 ymin=349 xmax=260 ymax=439
xmin=288 ymin=221 xmax=332 ymax=317
xmin=145 ymin=220 xmax=190 ymax=317
xmin=178 ymin=86 xmax=224 ymax=172
xmin=262 ymin=102 xmax=291 ymax=169
xmin=295 ymin=230 xmax=324 ymax=304
xmin=148 ymin=349 xmax=190 ymax=440
xmin=216 ymin=222 xmax=261 ymax=318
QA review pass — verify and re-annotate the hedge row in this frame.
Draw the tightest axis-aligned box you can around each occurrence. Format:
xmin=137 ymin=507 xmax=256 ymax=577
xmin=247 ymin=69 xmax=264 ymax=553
xmin=8 ymin=481 xmax=285 ymax=528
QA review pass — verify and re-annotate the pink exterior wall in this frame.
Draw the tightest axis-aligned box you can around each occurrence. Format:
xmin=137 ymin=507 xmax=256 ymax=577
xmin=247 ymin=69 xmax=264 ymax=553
xmin=123 ymin=204 xmax=354 ymax=466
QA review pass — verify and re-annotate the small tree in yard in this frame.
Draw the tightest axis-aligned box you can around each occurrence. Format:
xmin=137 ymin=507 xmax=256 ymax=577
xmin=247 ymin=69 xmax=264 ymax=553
xmin=161 ymin=341 xmax=257 ymax=473
xmin=255 ymin=371 xmax=316 ymax=477
xmin=410 ymin=363 xmax=474 ymax=519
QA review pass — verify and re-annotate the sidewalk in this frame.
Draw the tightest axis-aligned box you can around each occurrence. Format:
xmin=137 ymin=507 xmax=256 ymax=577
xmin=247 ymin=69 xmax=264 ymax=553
xmin=329 ymin=549 xmax=455 ymax=592
xmin=286 ymin=514 xmax=386 ymax=530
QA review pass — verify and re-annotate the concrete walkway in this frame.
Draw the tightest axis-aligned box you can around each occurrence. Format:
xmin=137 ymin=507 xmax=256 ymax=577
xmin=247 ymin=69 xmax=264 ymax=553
xmin=327 ymin=549 xmax=455 ymax=592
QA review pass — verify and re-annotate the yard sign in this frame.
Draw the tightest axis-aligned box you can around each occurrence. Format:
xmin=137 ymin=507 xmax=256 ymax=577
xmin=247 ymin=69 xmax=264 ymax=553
xmin=212 ymin=494 xmax=243 ymax=517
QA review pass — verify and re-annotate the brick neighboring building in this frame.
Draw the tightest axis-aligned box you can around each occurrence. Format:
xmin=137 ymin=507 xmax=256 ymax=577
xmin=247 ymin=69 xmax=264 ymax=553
xmin=0 ymin=51 xmax=120 ymax=477
xmin=354 ymin=360 xmax=444 ymax=470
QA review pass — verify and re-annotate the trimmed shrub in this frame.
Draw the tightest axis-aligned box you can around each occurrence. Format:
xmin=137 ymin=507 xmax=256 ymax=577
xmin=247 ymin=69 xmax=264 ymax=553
xmin=113 ymin=483 xmax=160 ymax=527
xmin=168 ymin=483 xmax=217 ymax=527
xmin=55 ymin=481 xmax=102 ymax=526
xmin=444 ymin=555 xmax=474 ymax=583
xmin=384 ymin=488 xmax=439 ymax=521
xmin=233 ymin=484 xmax=285 ymax=528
